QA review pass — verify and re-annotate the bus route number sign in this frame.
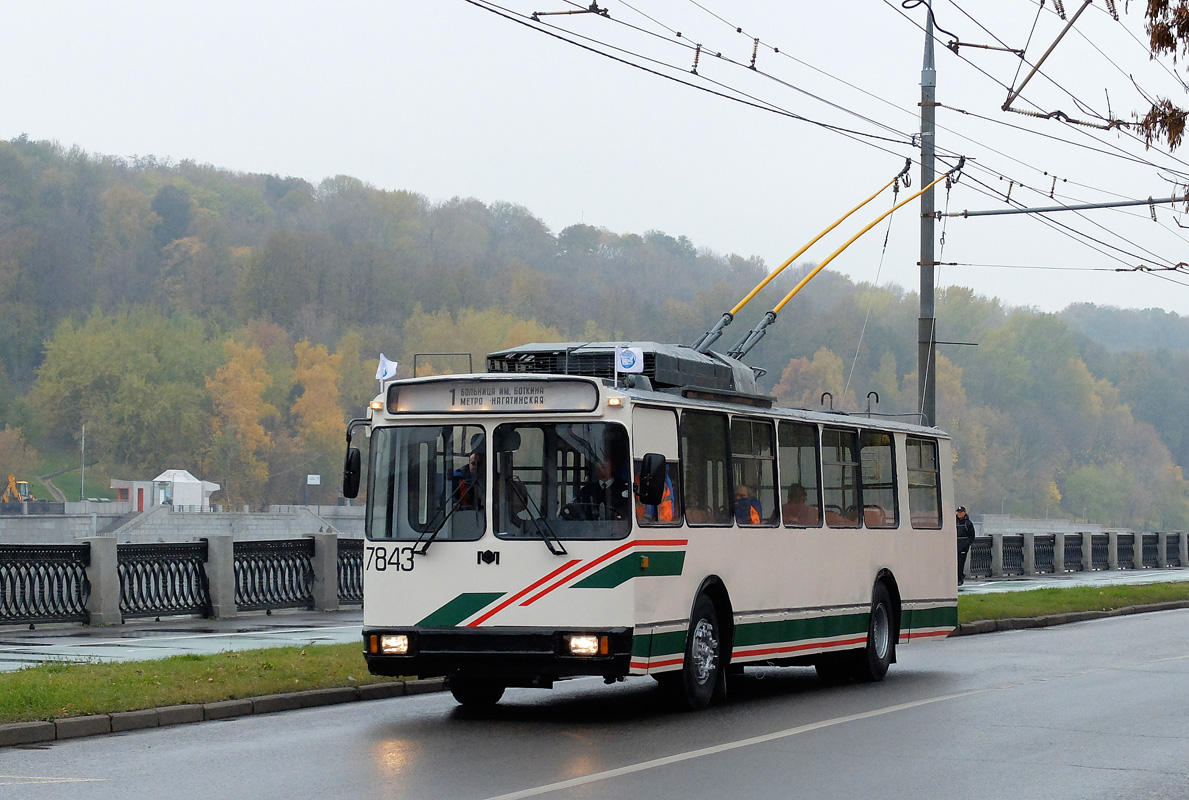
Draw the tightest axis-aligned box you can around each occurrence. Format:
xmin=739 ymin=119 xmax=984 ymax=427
xmin=389 ymin=379 xmax=599 ymax=414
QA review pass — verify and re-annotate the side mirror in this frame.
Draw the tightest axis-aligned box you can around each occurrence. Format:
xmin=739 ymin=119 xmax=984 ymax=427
xmin=343 ymin=446 xmax=362 ymax=499
xmin=638 ymin=453 xmax=667 ymax=506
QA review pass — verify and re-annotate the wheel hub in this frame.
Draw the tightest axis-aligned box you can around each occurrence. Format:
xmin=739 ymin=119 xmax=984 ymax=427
xmin=691 ymin=618 xmax=718 ymax=685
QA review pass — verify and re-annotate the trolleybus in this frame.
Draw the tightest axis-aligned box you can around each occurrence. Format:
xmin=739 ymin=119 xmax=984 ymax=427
xmin=347 ymin=341 xmax=957 ymax=710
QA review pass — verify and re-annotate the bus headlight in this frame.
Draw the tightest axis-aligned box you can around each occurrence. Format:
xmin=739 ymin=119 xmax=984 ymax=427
xmin=566 ymin=634 xmax=608 ymax=657
xmin=380 ymin=634 xmax=410 ymax=655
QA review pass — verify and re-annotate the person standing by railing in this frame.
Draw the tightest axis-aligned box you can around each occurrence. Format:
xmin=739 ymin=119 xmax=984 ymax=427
xmin=956 ymin=506 xmax=976 ymax=585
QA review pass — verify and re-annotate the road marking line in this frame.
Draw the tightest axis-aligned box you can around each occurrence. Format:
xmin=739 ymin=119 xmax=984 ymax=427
xmin=0 ymin=775 xmax=106 ymax=785
xmin=480 ymin=687 xmax=994 ymax=800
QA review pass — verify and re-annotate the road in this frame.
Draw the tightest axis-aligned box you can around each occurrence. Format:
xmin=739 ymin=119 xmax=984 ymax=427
xmin=4 ymin=610 xmax=1187 ymax=799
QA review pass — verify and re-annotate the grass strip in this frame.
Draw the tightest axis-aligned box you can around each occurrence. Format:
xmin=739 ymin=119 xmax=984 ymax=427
xmin=0 ymin=643 xmax=392 ymax=724
xmin=957 ymin=581 xmax=1189 ymax=624
xmin=3 ymin=582 xmax=1189 ymax=725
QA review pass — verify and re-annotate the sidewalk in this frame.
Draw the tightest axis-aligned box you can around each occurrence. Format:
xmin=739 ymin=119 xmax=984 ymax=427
xmin=0 ymin=608 xmax=363 ymax=673
xmin=958 ymin=566 xmax=1189 ymax=595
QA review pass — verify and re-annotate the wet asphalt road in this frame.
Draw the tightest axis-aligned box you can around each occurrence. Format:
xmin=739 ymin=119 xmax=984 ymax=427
xmin=3 ymin=609 xmax=1187 ymax=800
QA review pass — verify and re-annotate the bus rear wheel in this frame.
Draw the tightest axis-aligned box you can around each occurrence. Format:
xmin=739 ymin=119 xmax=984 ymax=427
xmin=448 ymin=677 xmax=506 ymax=707
xmin=851 ymin=582 xmax=895 ymax=682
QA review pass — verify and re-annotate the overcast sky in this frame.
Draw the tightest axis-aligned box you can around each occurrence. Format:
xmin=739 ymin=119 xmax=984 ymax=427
xmin=4 ymin=1 xmax=1189 ymax=318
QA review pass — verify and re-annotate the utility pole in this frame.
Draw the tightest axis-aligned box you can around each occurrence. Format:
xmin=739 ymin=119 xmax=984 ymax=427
xmin=80 ymin=423 xmax=85 ymax=501
xmin=918 ymin=11 xmax=938 ymax=428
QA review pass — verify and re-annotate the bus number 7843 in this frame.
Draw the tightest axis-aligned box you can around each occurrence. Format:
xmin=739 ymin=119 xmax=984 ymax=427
xmin=366 ymin=545 xmax=415 ymax=572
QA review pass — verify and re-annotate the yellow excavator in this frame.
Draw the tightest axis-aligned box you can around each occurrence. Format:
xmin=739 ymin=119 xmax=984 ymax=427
xmin=2 ymin=474 xmax=35 ymax=503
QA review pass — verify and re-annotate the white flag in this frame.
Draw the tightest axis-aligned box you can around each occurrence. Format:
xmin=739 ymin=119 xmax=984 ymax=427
xmin=375 ymin=353 xmax=399 ymax=381
xmin=614 ymin=346 xmax=645 ymax=374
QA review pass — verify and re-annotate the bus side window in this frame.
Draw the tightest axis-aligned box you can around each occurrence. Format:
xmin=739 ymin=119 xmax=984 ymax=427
xmin=778 ymin=421 xmax=822 ymax=528
xmin=907 ymin=437 xmax=942 ymax=528
xmin=731 ymin=417 xmax=777 ymax=526
xmin=859 ymin=431 xmax=898 ymax=528
xmin=632 ymin=406 xmax=682 ymax=526
xmin=822 ymin=428 xmax=860 ymax=528
xmin=680 ymin=410 xmax=731 ymax=526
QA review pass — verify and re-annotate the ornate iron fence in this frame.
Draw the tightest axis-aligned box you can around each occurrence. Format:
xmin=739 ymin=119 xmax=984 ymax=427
xmin=1002 ymin=535 xmax=1025 ymax=576
xmin=337 ymin=538 xmax=364 ymax=604
xmin=1117 ymin=533 xmax=1135 ymax=569
xmin=1063 ymin=533 xmax=1083 ymax=572
xmin=234 ymin=539 xmax=314 ymax=611
xmin=0 ymin=544 xmax=90 ymax=624
xmin=969 ymin=537 xmax=992 ymax=577
xmin=1167 ymin=533 xmax=1183 ymax=568
xmin=1091 ymin=534 xmax=1110 ymax=570
xmin=1141 ymin=534 xmax=1160 ymax=568
xmin=117 ymin=542 xmax=211 ymax=619
xmin=1034 ymin=534 xmax=1055 ymax=574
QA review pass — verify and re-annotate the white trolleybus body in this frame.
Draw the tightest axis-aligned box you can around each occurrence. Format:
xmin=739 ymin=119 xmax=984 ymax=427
xmin=349 ymin=342 xmax=957 ymax=709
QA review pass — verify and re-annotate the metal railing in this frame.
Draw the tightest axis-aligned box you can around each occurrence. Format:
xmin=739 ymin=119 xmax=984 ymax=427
xmin=0 ymin=544 xmax=90 ymax=624
xmin=969 ymin=538 xmax=992 ymax=578
xmin=1034 ymin=534 xmax=1055 ymax=574
xmin=118 ymin=542 xmax=211 ymax=619
xmin=1168 ymin=535 xmax=1183 ymax=568
xmin=1117 ymin=533 xmax=1135 ymax=569
xmin=1091 ymin=534 xmax=1110 ymax=570
xmin=1063 ymin=533 xmax=1083 ymax=572
xmin=337 ymin=539 xmax=364 ymax=604
xmin=1002 ymin=535 xmax=1025 ymax=576
xmin=1142 ymin=534 xmax=1160 ymax=568
xmin=234 ymin=539 xmax=315 ymax=612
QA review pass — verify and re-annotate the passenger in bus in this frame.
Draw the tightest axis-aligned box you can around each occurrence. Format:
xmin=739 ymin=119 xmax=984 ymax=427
xmin=781 ymin=483 xmax=819 ymax=526
xmin=733 ymin=484 xmax=763 ymax=525
xmin=564 ymin=459 xmax=631 ymax=520
xmin=635 ymin=466 xmax=676 ymax=523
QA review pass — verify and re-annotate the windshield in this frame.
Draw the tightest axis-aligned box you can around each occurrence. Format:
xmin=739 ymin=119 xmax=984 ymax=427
xmin=366 ymin=425 xmax=486 ymax=541
xmin=493 ymin=422 xmax=631 ymax=541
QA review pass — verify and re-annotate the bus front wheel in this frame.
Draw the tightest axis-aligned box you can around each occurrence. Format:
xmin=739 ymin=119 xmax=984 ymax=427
xmin=675 ymin=594 xmax=722 ymax=710
xmin=448 ymin=677 xmax=506 ymax=707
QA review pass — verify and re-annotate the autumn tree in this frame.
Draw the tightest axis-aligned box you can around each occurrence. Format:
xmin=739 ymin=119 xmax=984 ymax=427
xmin=287 ymin=341 xmax=345 ymax=498
xmin=206 ymin=340 xmax=276 ymax=507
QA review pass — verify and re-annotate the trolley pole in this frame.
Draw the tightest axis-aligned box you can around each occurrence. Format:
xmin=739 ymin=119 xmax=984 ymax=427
xmin=918 ymin=12 xmax=938 ymax=427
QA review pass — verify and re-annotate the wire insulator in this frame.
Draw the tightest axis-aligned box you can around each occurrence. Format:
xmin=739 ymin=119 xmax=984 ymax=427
xmin=1049 ymin=175 xmax=1057 ymax=199
xmin=1005 ymin=181 xmax=1014 ymax=202
xmin=1150 ymin=198 xmax=1158 ymax=222
xmin=691 ymin=43 xmax=701 ymax=74
xmin=749 ymin=37 xmax=759 ymax=69
xmin=1105 ymin=0 xmax=1118 ymax=21
xmin=1053 ymin=0 xmax=1067 ymax=20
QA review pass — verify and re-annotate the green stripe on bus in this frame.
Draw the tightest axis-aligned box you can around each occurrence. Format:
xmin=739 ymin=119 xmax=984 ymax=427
xmin=734 ymin=612 xmax=869 ymax=648
xmin=416 ymin=592 xmax=506 ymax=627
xmin=906 ymin=604 xmax=958 ymax=629
xmin=570 ymin=551 xmax=686 ymax=589
xmin=650 ymin=629 xmax=687 ymax=658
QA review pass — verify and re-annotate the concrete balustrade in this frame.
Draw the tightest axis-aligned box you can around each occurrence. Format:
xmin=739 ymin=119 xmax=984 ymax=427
xmin=965 ymin=531 xmax=1188 ymax=580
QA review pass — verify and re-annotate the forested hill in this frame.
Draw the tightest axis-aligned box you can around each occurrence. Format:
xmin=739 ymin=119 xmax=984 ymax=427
xmin=0 ymin=137 xmax=1186 ymax=528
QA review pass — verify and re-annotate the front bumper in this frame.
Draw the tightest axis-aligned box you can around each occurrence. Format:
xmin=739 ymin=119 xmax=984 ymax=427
xmin=363 ymin=626 xmax=634 ymax=687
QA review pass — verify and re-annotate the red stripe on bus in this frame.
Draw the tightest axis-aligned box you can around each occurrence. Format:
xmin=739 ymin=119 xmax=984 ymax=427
xmin=466 ymin=559 xmax=584 ymax=627
xmin=520 ymin=539 xmax=687 ymax=606
xmin=629 ymin=656 xmax=684 ymax=671
xmin=904 ymin=629 xmax=952 ymax=640
xmin=733 ymin=635 xmax=868 ymax=659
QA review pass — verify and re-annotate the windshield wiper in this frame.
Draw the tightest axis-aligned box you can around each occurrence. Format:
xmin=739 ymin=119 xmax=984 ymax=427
xmin=412 ymin=486 xmax=467 ymax=555
xmin=510 ymin=479 xmax=568 ymax=556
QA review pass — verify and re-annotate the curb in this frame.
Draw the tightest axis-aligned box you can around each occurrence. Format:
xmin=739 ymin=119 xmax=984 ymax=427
xmin=0 ymin=677 xmax=445 ymax=749
xmin=951 ymin=598 xmax=1189 ymax=636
